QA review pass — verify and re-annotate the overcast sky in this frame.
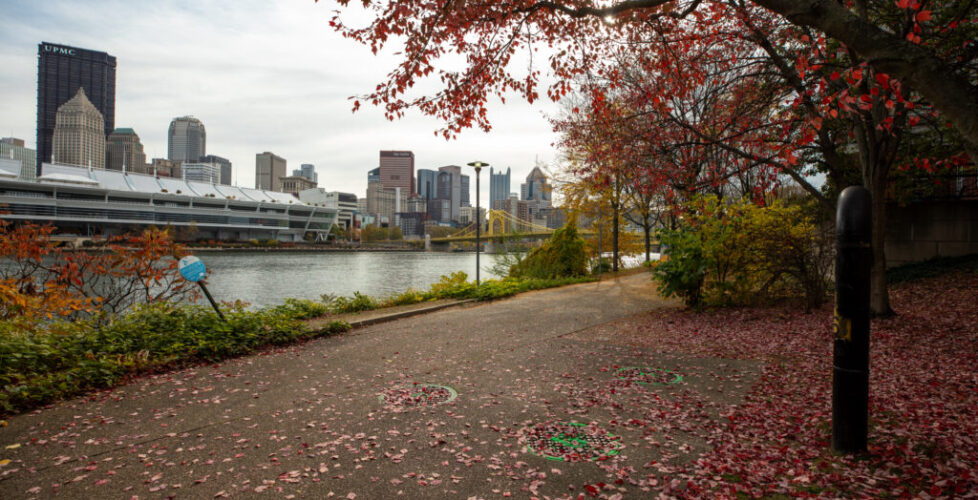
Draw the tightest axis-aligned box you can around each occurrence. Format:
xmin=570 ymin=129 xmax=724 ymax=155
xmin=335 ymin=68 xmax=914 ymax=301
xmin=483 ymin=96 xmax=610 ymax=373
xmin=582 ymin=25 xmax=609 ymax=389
xmin=0 ymin=0 xmax=563 ymax=199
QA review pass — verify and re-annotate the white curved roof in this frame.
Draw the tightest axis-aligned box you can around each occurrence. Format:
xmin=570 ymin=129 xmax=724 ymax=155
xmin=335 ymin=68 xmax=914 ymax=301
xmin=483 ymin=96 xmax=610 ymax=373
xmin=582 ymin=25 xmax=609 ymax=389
xmin=127 ymin=173 xmax=162 ymax=193
xmin=157 ymin=176 xmax=193 ymax=195
xmin=38 ymin=173 xmax=100 ymax=185
xmin=36 ymin=163 xmax=308 ymax=206
xmin=91 ymin=168 xmax=133 ymax=191
xmin=261 ymin=190 xmax=299 ymax=204
xmin=213 ymin=184 xmax=256 ymax=201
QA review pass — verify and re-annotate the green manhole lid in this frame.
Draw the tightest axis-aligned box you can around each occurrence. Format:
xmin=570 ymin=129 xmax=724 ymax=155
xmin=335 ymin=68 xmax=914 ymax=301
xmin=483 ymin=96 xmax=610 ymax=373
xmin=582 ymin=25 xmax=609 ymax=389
xmin=522 ymin=421 xmax=622 ymax=462
xmin=615 ymin=366 xmax=683 ymax=386
xmin=379 ymin=383 xmax=457 ymax=407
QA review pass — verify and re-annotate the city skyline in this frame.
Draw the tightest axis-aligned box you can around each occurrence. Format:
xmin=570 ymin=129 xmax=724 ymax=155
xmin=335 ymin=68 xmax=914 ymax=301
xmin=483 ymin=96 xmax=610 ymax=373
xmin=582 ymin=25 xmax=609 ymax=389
xmin=0 ymin=0 xmax=561 ymax=202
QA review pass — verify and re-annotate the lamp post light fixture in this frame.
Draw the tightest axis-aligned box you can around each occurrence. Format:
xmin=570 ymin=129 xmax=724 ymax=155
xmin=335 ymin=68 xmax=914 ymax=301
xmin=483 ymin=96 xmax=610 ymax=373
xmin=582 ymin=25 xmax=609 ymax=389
xmin=467 ymin=161 xmax=489 ymax=286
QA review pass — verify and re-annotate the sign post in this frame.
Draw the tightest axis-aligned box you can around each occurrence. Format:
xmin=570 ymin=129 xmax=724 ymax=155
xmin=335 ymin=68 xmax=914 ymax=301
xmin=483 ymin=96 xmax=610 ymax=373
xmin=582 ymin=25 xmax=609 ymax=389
xmin=832 ymin=186 xmax=872 ymax=453
xmin=178 ymin=255 xmax=225 ymax=321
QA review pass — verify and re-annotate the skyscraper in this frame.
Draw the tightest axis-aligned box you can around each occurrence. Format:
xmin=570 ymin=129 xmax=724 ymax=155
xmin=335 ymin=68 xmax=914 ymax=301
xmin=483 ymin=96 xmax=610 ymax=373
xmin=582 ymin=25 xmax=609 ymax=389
xmin=106 ymin=128 xmax=146 ymax=172
xmin=489 ymin=167 xmax=511 ymax=209
xmin=460 ymin=174 xmax=470 ymax=207
xmin=52 ymin=88 xmax=105 ymax=169
xmin=521 ymin=166 xmax=552 ymax=205
xmin=36 ymin=42 xmax=116 ymax=176
xmin=379 ymin=150 xmax=414 ymax=194
xmin=436 ymin=165 xmax=462 ymax=222
xmin=200 ymin=154 xmax=232 ymax=185
xmin=168 ymin=116 xmax=206 ymax=162
xmin=293 ymin=163 xmax=317 ymax=183
xmin=417 ymin=169 xmax=438 ymax=201
xmin=255 ymin=152 xmax=286 ymax=191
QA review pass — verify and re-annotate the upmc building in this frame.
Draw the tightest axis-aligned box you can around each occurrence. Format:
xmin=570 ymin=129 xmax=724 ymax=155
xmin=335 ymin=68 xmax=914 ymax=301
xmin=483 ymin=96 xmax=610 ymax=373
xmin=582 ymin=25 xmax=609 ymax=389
xmin=36 ymin=42 xmax=116 ymax=176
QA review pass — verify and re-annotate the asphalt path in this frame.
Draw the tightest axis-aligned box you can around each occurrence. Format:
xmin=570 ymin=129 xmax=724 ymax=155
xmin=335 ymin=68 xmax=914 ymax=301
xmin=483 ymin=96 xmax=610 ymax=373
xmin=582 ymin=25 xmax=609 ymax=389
xmin=0 ymin=273 xmax=761 ymax=499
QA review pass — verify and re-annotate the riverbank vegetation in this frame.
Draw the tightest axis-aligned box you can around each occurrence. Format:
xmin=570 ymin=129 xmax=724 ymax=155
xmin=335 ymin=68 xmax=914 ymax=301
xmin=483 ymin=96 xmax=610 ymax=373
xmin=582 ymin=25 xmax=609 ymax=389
xmin=0 ymin=222 xmax=351 ymax=415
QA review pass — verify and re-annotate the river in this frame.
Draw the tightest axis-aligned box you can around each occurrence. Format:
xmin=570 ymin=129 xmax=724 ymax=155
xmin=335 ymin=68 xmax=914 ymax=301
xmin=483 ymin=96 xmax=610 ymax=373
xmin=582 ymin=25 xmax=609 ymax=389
xmin=199 ymin=251 xmax=510 ymax=308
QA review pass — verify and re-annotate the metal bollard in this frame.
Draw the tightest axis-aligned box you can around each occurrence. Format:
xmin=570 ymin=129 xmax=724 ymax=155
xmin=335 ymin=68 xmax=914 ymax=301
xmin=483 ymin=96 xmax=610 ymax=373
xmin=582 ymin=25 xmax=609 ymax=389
xmin=832 ymin=186 xmax=872 ymax=453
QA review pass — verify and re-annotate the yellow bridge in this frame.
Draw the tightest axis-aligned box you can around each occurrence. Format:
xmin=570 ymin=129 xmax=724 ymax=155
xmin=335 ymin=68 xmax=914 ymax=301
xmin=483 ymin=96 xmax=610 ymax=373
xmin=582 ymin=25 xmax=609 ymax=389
xmin=429 ymin=209 xmax=562 ymax=243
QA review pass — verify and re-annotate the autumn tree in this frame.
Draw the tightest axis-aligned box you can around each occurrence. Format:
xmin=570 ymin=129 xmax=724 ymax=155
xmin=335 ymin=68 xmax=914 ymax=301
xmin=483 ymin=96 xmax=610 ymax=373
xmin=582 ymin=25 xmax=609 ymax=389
xmin=0 ymin=222 xmax=198 ymax=321
xmin=326 ymin=0 xmax=977 ymax=154
xmin=327 ymin=0 xmax=975 ymax=315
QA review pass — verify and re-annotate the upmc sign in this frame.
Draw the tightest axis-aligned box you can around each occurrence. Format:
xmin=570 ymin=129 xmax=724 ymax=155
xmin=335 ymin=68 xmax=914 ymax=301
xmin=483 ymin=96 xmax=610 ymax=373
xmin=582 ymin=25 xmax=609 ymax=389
xmin=43 ymin=44 xmax=76 ymax=56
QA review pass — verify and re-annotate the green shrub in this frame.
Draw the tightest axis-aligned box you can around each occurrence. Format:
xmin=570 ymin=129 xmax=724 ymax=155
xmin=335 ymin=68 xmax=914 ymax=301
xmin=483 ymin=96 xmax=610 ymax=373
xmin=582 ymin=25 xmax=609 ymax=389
xmin=653 ymin=227 xmax=708 ymax=307
xmin=328 ymin=291 xmax=379 ymax=314
xmin=424 ymin=271 xmax=477 ymax=299
xmin=384 ymin=289 xmax=427 ymax=307
xmin=0 ymin=299 xmax=351 ymax=415
xmin=271 ymin=298 xmax=330 ymax=319
xmin=652 ymin=195 xmax=831 ymax=309
xmin=509 ymin=221 xmax=588 ymax=279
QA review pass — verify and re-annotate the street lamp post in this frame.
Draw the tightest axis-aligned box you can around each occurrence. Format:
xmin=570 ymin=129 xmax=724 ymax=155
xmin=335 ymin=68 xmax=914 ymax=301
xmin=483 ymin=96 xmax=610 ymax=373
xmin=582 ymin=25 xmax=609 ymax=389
xmin=467 ymin=161 xmax=489 ymax=286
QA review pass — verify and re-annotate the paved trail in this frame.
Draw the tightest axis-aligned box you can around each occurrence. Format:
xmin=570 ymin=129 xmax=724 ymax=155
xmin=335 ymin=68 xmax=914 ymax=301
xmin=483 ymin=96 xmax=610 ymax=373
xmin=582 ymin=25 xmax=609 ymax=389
xmin=0 ymin=274 xmax=760 ymax=499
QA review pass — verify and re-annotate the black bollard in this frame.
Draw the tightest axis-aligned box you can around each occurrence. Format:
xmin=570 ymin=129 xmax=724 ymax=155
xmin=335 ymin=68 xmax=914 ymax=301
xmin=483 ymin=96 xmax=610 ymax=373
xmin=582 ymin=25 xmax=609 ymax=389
xmin=832 ymin=186 xmax=872 ymax=453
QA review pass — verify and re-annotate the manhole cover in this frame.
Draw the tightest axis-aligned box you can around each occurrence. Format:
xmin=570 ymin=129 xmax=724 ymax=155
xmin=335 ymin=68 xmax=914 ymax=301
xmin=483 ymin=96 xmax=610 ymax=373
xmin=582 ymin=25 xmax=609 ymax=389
xmin=379 ymin=383 xmax=457 ymax=407
xmin=615 ymin=366 xmax=683 ymax=386
xmin=522 ymin=421 xmax=622 ymax=462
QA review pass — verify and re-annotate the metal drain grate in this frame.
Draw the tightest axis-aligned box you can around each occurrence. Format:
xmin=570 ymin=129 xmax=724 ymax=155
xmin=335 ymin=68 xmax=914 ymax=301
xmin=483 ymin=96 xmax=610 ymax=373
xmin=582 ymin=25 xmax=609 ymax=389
xmin=522 ymin=421 xmax=622 ymax=462
xmin=615 ymin=366 xmax=683 ymax=386
xmin=379 ymin=383 xmax=458 ymax=407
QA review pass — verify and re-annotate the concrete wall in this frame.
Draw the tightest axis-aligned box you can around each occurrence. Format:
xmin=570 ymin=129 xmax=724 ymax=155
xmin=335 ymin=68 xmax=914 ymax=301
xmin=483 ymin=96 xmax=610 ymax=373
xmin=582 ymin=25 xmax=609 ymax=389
xmin=886 ymin=200 xmax=978 ymax=267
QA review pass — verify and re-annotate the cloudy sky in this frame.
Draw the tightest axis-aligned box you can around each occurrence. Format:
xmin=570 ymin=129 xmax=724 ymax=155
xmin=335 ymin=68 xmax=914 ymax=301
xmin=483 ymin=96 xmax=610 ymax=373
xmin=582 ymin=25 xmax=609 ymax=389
xmin=0 ymin=0 xmax=563 ymax=199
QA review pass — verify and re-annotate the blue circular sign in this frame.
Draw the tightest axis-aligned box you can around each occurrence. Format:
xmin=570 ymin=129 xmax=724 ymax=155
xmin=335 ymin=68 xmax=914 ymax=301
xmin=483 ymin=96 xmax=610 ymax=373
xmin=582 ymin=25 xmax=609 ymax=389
xmin=178 ymin=255 xmax=206 ymax=282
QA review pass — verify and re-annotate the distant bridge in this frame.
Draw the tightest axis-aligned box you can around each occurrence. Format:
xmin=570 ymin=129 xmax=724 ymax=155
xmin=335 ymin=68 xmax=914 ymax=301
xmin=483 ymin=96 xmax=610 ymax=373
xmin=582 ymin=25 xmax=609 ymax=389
xmin=429 ymin=209 xmax=576 ymax=244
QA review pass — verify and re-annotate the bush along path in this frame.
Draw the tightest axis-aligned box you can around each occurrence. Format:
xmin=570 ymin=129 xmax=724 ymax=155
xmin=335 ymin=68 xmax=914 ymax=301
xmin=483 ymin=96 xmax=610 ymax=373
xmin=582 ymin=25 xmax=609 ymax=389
xmin=0 ymin=300 xmax=350 ymax=415
xmin=567 ymin=269 xmax=978 ymax=497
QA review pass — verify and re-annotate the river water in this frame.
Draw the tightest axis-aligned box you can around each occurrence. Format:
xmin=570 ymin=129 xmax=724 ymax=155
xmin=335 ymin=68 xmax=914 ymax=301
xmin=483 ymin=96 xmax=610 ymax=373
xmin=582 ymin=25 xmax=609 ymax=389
xmin=198 ymin=251 xmax=509 ymax=308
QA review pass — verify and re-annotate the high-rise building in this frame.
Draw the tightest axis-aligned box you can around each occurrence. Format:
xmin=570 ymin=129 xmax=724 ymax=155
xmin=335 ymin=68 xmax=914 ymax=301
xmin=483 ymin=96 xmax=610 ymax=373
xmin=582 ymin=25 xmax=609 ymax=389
xmin=460 ymin=174 xmax=470 ymax=207
xmin=489 ymin=167 xmax=511 ymax=209
xmin=36 ymin=42 xmax=116 ymax=176
xmin=417 ymin=169 xmax=438 ymax=201
xmin=435 ymin=165 xmax=462 ymax=222
xmin=167 ymin=116 xmax=206 ymax=162
xmin=366 ymin=183 xmax=405 ymax=226
xmin=521 ymin=166 xmax=552 ymax=204
xmin=256 ymin=151 xmax=286 ymax=191
xmin=293 ymin=163 xmax=317 ymax=183
xmin=199 ymin=154 xmax=232 ymax=185
xmin=367 ymin=167 xmax=380 ymax=184
xmin=0 ymin=138 xmax=37 ymax=181
xmin=52 ymin=88 xmax=105 ymax=169
xmin=106 ymin=128 xmax=146 ymax=172
xmin=379 ymin=150 xmax=414 ymax=194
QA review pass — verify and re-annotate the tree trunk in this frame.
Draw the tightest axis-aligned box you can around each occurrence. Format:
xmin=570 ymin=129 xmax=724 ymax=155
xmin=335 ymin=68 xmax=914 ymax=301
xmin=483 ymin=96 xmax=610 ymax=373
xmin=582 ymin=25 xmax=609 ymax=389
xmin=644 ymin=224 xmax=651 ymax=263
xmin=869 ymin=187 xmax=892 ymax=316
xmin=611 ymin=198 xmax=620 ymax=272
